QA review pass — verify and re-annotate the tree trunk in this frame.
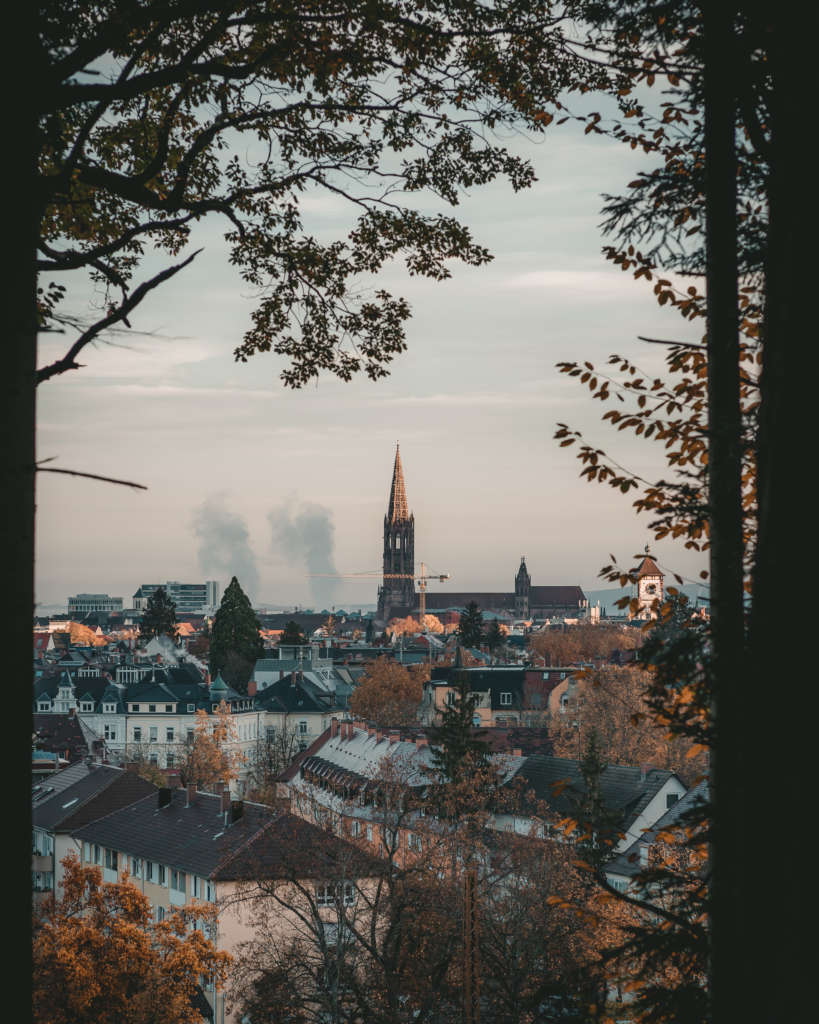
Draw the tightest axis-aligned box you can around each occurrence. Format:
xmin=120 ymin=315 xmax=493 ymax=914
xmin=750 ymin=5 xmax=813 ymax=1020
xmin=702 ymin=7 xmax=748 ymax=1022
xmin=7 ymin=3 xmax=39 ymax=1003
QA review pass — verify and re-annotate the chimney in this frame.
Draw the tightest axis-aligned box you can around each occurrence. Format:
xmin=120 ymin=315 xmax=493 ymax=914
xmin=376 ymin=730 xmax=384 ymax=744
xmin=415 ymin=737 xmax=428 ymax=749
xmin=230 ymin=799 xmax=244 ymax=824
xmin=186 ymin=783 xmax=196 ymax=807
xmin=640 ymin=764 xmax=651 ymax=782
xmin=512 ymin=748 xmax=522 ymax=757
xmin=248 ymin=680 xmax=257 ymax=696
xmin=331 ymin=718 xmax=339 ymax=738
xmin=220 ymin=785 xmax=231 ymax=814
xmin=158 ymin=787 xmax=172 ymax=809
xmin=367 ymin=726 xmax=375 ymax=738
xmin=389 ymin=731 xmax=399 ymax=744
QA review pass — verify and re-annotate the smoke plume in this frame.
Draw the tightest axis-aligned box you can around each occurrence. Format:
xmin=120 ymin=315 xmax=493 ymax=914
xmin=192 ymin=494 xmax=259 ymax=602
xmin=268 ymin=497 xmax=339 ymax=609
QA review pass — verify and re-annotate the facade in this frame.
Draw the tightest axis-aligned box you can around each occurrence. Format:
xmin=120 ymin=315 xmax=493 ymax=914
xmin=70 ymin=786 xmax=380 ymax=1023
xmin=133 ymin=580 xmax=220 ymax=614
xmin=377 ymin=445 xmax=416 ymax=622
xmin=68 ymin=593 xmax=123 ymax=615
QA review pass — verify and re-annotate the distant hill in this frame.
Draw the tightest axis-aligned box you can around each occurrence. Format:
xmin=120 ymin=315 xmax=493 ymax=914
xmin=583 ymin=586 xmax=709 ymax=616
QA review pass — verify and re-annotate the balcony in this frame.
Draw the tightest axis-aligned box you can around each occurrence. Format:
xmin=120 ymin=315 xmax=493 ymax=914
xmin=31 ymin=854 xmax=52 ymax=873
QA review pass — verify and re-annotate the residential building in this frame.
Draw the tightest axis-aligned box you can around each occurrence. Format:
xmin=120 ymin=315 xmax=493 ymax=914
xmin=69 ymin=785 xmax=381 ymax=1023
xmin=253 ymin=673 xmax=346 ymax=751
xmin=32 ymin=762 xmax=156 ymax=897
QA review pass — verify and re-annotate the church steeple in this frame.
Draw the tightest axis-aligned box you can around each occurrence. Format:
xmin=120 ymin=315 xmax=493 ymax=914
xmin=377 ymin=444 xmax=415 ymax=622
xmin=387 ymin=444 xmax=410 ymax=523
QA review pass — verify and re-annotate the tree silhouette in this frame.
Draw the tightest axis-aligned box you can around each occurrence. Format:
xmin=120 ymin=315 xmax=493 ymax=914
xmin=208 ymin=577 xmax=263 ymax=694
xmin=138 ymin=586 xmax=178 ymax=642
xmin=456 ymin=603 xmax=484 ymax=649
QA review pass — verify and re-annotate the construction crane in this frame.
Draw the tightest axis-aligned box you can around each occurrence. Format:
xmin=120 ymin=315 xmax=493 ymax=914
xmin=308 ymin=562 xmax=450 ymax=620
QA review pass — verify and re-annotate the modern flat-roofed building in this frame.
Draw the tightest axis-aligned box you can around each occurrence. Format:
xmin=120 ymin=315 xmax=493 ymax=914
xmin=133 ymin=580 xmax=220 ymax=614
xmin=68 ymin=593 xmax=124 ymax=615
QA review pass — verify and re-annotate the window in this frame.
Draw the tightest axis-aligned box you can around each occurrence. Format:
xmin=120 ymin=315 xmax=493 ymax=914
xmin=104 ymin=724 xmax=117 ymax=741
xmin=149 ymin=704 xmax=156 ymax=713
xmin=149 ymin=726 xmax=157 ymax=741
xmin=366 ymin=824 xmax=374 ymax=843
xmin=93 ymin=844 xmax=102 ymax=865
xmin=149 ymin=752 xmax=159 ymax=765
xmin=104 ymin=703 xmax=115 ymax=713
xmin=186 ymin=728 xmax=194 ymax=743
xmin=105 ymin=848 xmax=118 ymax=871
xmin=83 ymin=842 xmax=91 ymax=862
xmin=408 ymin=833 xmax=423 ymax=852
xmin=131 ymin=704 xmax=140 ymax=712
xmin=133 ymin=726 xmax=142 ymax=742
xmin=165 ymin=704 xmax=173 ymax=712
xmin=500 ymin=692 xmax=512 ymax=706
xmin=158 ymin=864 xmax=167 ymax=886
xmin=157 ymin=905 xmax=165 ymax=921
xmin=666 ymin=793 xmax=679 ymax=809
xmin=446 ymin=691 xmax=455 ymax=706
xmin=166 ymin=753 xmax=175 ymax=767
xmin=639 ymin=845 xmax=649 ymax=867
xmin=299 ymin=720 xmax=308 ymax=734
xmin=145 ymin=861 xmax=154 ymax=882
xmin=131 ymin=857 xmax=142 ymax=878
xmin=351 ymin=820 xmax=361 ymax=838
xmin=38 ymin=702 xmax=50 ymax=712
xmin=192 ymin=876 xmax=200 ymax=899
xmin=315 ymin=882 xmax=356 ymax=907
xmin=166 ymin=727 xmax=174 ymax=742
xmin=171 ymin=869 xmax=187 ymax=893
xmin=82 ymin=702 xmax=93 ymax=712
xmin=187 ymin=704 xmax=195 ymax=713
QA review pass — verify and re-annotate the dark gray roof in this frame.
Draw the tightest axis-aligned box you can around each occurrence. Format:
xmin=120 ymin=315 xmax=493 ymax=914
xmin=255 ymin=675 xmax=338 ymax=714
xmin=511 ymin=755 xmax=680 ymax=833
xmin=606 ymin=780 xmax=708 ymax=879
xmin=71 ymin=789 xmax=276 ymax=878
xmin=32 ymin=764 xmax=142 ymax=831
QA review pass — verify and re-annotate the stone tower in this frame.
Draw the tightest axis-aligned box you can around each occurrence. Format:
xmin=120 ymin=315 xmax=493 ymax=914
xmin=635 ymin=546 xmax=664 ymax=618
xmin=377 ymin=445 xmax=415 ymax=622
xmin=514 ymin=556 xmax=531 ymax=618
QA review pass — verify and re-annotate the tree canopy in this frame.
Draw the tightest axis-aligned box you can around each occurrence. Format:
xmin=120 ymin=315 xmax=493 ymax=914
xmin=33 ymin=854 xmax=230 ymax=1024
xmin=348 ymin=656 xmax=427 ymax=727
xmin=138 ymin=586 xmax=178 ymax=642
xmin=208 ymin=576 xmax=264 ymax=692
xmin=456 ymin=602 xmax=484 ymax=648
xmin=279 ymin=620 xmax=308 ymax=646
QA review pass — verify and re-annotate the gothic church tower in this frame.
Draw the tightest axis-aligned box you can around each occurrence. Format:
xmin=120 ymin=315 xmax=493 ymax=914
xmin=514 ymin=556 xmax=531 ymax=617
xmin=377 ymin=445 xmax=415 ymax=622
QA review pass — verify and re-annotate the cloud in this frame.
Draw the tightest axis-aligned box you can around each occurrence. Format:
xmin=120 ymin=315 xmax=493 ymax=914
xmin=268 ymin=497 xmax=339 ymax=610
xmin=192 ymin=494 xmax=259 ymax=602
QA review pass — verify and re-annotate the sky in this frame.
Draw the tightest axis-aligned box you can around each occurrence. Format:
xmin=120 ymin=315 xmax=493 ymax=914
xmin=36 ymin=109 xmax=708 ymax=612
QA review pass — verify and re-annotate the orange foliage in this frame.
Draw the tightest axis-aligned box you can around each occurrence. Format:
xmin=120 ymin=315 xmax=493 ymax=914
xmin=33 ymin=854 xmax=230 ymax=1024
xmin=529 ymin=622 xmax=641 ymax=665
xmin=179 ymin=701 xmax=245 ymax=792
xmin=348 ymin=657 xmax=428 ymax=727
xmin=386 ymin=614 xmax=443 ymax=637
xmin=550 ymin=665 xmax=706 ymax=784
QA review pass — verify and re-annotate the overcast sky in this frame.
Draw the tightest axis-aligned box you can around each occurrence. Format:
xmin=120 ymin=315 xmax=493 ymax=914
xmin=36 ymin=111 xmax=707 ymax=612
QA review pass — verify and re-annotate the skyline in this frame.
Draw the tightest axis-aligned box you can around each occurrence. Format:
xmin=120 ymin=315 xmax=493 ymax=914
xmin=36 ymin=112 xmax=707 ymax=610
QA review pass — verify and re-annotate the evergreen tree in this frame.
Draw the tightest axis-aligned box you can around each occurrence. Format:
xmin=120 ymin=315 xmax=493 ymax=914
xmin=365 ymin=617 xmax=375 ymax=644
xmin=457 ymin=602 xmax=484 ymax=648
xmin=138 ymin=586 xmax=178 ymax=642
xmin=427 ymin=661 xmax=490 ymax=786
xmin=209 ymin=577 xmax=264 ymax=693
xmin=485 ymin=620 xmax=506 ymax=657
xmin=279 ymin=620 xmax=308 ymax=647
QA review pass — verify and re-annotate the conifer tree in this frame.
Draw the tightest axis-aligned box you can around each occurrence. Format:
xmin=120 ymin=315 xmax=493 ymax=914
xmin=427 ymin=662 xmax=490 ymax=786
xmin=138 ymin=586 xmax=178 ymax=642
xmin=485 ymin=620 xmax=506 ymax=657
xmin=457 ymin=602 xmax=484 ymax=649
xmin=279 ymin=620 xmax=308 ymax=647
xmin=209 ymin=577 xmax=263 ymax=693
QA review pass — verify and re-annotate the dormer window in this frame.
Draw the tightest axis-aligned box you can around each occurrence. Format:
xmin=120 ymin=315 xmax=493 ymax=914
xmin=131 ymin=704 xmax=140 ymax=712
xmin=187 ymin=704 xmax=195 ymax=713
xmin=149 ymin=704 xmax=156 ymax=713
xmin=104 ymin=703 xmax=115 ymax=713
xmin=165 ymin=704 xmax=173 ymax=712
xmin=500 ymin=692 xmax=512 ymax=706
xmin=38 ymin=702 xmax=50 ymax=712
xmin=81 ymin=702 xmax=93 ymax=712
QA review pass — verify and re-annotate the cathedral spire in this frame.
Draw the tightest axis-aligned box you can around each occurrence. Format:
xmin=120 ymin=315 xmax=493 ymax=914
xmin=387 ymin=444 xmax=410 ymax=523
